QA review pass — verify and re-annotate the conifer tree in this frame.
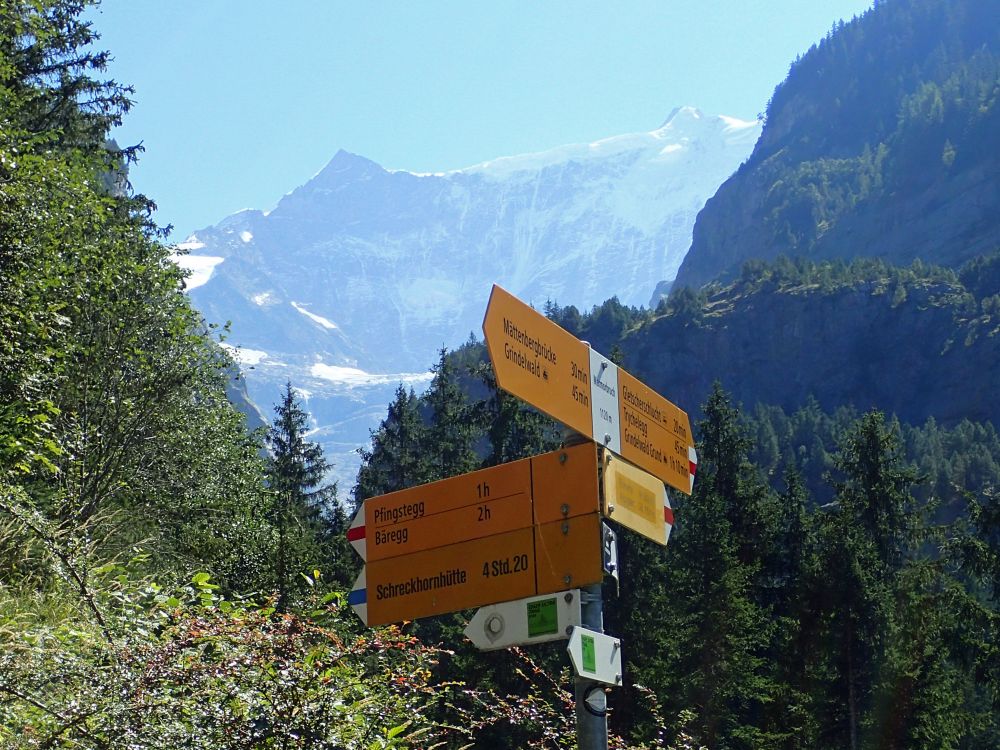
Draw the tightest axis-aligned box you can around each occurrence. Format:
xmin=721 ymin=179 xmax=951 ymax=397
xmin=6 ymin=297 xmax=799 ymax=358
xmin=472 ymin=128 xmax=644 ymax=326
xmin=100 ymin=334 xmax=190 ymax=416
xmin=614 ymin=384 xmax=778 ymax=748
xmin=471 ymin=361 xmax=557 ymax=466
xmin=768 ymin=466 xmax=822 ymax=748
xmin=353 ymin=384 xmax=430 ymax=503
xmin=810 ymin=411 xmax=920 ymax=749
xmin=833 ymin=412 xmax=920 ymax=577
xmin=425 ymin=348 xmax=478 ymax=480
xmin=0 ymin=0 xmax=135 ymax=155
xmin=266 ymin=382 xmax=336 ymax=610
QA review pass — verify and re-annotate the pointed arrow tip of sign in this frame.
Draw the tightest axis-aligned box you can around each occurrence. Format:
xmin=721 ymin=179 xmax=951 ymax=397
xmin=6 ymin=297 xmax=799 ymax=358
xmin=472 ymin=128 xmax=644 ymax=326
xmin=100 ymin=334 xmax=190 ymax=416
xmin=349 ymin=568 xmax=368 ymax=626
xmin=347 ymin=506 xmax=367 ymax=561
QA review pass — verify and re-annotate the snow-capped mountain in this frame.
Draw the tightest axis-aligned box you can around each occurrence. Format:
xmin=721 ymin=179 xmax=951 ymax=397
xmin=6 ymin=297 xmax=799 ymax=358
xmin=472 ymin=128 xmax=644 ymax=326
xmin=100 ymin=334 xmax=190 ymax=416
xmin=177 ymin=107 xmax=760 ymax=490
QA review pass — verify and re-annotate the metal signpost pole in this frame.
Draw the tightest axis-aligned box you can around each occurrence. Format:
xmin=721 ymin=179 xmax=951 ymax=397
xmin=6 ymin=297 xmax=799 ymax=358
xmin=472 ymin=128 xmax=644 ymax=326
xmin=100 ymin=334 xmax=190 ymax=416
xmin=561 ymin=421 xmax=609 ymax=750
xmin=575 ymin=582 xmax=608 ymax=750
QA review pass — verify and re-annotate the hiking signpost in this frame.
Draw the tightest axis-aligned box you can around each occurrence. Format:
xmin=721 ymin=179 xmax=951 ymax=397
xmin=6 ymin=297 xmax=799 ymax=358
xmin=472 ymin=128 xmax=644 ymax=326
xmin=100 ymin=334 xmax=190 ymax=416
xmin=347 ymin=284 xmax=698 ymax=750
xmin=347 ymin=443 xmax=604 ymax=627
xmin=482 ymin=283 xmax=697 ymax=495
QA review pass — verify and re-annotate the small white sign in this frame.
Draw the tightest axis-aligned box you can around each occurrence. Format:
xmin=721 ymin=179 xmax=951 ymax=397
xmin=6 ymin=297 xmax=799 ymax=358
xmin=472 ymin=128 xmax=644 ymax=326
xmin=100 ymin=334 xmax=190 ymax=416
xmin=464 ymin=589 xmax=582 ymax=651
xmin=567 ymin=626 xmax=623 ymax=687
xmin=589 ymin=349 xmax=621 ymax=455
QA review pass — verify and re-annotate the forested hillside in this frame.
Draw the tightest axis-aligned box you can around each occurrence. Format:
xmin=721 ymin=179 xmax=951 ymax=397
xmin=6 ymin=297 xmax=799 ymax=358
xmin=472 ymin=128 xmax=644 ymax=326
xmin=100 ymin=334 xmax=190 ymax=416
xmin=353 ymin=328 xmax=1000 ymax=748
xmin=550 ymin=254 xmax=1000 ymax=431
xmin=675 ymin=0 xmax=1000 ymax=288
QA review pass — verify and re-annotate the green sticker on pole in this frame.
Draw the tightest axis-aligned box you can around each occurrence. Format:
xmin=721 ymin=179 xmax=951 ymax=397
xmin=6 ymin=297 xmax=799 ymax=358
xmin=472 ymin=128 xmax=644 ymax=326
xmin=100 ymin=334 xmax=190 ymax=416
xmin=567 ymin=627 xmax=623 ymax=686
xmin=581 ymin=633 xmax=596 ymax=673
xmin=526 ymin=597 xmax=558 ymax=637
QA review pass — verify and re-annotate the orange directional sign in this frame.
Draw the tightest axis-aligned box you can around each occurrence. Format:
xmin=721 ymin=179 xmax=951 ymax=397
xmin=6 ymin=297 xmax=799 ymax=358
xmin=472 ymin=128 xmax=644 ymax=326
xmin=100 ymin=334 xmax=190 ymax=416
xmin=354 ymin=528 xmax=539 ymax=627
xmin=483 ymin=284 xmax=697 ymax=495
xmin=617 ymin=369 xmax=695 ymax=495
xmin=530 ymin=442 xmax=601 ymax=524
xmin=350 ymin=515 xmax=604 ymax=627
xmin=348 ymin=443 xmax=600 ymax=562
xmin=483 ymin=284 xmax=594 ymax=437
xmin=347 ymin=443 xmax=604 ymax=626
xmin=351 ymin=457 xmax=534 ymax=562
xmin=534 ymin=513 xmax=604 ymax=595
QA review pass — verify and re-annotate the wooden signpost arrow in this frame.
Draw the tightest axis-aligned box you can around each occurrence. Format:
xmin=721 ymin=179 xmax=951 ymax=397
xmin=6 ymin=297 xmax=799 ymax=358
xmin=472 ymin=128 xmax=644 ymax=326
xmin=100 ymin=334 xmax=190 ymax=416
xmin=483 ymin=283 xmax=697 ymax=495
xmin=347 ymin=456 xmax=535 ymax=563
xmin=349 ymin=527 xmax=539 ymax=627
xmin=347 ymin=443 xmax=604 ymax=627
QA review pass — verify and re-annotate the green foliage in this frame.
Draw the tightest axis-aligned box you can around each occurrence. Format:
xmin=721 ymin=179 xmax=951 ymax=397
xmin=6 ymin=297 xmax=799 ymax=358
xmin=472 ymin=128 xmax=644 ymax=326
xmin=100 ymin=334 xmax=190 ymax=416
xmin=5 ymin=2 xmax=1000 ymax=746
xmin=353 ymin=348 xmax=560 ymax=504
xmin=749 ymin=400 xmax=1000 ymax=519
xmin=606 ymin=386 xmax=1000 ymax=748
xmin=0 ymin=0 xmax=281 ymax=599
xmin=548 ymin=296 xmax=650 ymax=355
xmin=661 ymin=287 xmax=706 ymax=326
xmin=730 ymin=255 xmax=962 ymax=298
xmin=266 ymin=383 xmax=352 ymax=603
xmin=425 ymin=348 xmax=479 ymax=479
xmin=680 ymin=0 xmax=1000 ymax=286
xmin=472 ymin=359 xmax=560 ymax=468
xmin=610 ymin=385 xmax=782 ymax=749
xmin=0 ymin=534 xmax=706 ymax=750
xmin=0 ymin=0 xmax=135 ymax=155
xmin=0 ymin=566 xmax=467 ymax=749
xmin=353 ymin=385 xmax=431 ymax=503
xmin=959 ymin=250 xmax=1000 ymax=302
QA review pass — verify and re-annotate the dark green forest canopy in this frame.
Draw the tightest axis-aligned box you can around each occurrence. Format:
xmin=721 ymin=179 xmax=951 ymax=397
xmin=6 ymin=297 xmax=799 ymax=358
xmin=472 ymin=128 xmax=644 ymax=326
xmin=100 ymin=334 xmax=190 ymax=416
xmin=675 ymin=0 xmax=1000 ymax=288
xmin=356 ymin=350 xmax=1000 ymax=748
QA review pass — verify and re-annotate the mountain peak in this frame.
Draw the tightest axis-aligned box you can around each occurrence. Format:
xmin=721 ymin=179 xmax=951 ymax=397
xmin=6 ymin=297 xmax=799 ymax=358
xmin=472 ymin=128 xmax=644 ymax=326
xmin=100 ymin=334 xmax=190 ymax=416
xmin=325 ymin=149 xmax=382 ymax=171
xmin=660 ymin=106 xmax=705 ymax=128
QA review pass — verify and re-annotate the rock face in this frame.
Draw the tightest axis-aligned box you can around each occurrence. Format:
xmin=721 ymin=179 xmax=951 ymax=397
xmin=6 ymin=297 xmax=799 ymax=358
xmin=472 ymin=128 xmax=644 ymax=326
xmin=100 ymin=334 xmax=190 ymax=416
xmin=622 ymin=278 xmax=1000 ymax=429
xmin=177 ymin=108 xmax=759 ymax=488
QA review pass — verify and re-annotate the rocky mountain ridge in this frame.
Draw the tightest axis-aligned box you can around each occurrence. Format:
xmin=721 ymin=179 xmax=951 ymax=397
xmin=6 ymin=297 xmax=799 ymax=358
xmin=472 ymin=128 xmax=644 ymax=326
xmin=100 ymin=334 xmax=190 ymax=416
xmin=177 ymin=107 xmax=760 ymax=486
xmin=617 ymin=263 xmax=1000 ymax=430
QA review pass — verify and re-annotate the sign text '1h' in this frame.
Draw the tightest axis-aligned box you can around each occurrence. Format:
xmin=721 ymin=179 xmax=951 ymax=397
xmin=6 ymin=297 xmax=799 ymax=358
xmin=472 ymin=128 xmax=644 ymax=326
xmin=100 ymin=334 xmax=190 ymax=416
xmin=483 ymin=284 xmax=697 ymax=495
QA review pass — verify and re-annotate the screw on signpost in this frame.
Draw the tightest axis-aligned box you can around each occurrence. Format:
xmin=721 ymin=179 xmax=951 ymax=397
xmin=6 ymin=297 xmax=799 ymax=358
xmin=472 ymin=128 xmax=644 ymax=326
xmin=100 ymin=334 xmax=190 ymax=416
xmin=562 ymin=426 xmax=609 ymax=750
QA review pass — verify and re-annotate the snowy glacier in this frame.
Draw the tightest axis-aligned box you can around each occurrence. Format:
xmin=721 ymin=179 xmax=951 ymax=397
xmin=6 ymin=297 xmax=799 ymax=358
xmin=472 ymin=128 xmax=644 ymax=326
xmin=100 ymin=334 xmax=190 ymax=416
xmin=181 ymin=107 xmax=760 ymax=492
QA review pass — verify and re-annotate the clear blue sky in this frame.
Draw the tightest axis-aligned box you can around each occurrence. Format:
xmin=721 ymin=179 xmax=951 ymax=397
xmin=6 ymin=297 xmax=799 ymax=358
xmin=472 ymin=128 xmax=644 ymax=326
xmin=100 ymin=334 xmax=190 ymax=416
xmin=91 ymin=1 xmax=873 ymax=239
